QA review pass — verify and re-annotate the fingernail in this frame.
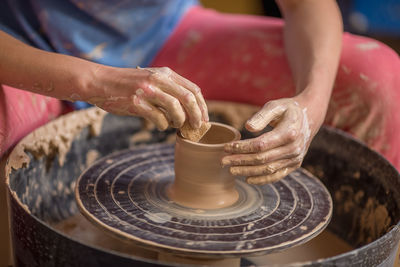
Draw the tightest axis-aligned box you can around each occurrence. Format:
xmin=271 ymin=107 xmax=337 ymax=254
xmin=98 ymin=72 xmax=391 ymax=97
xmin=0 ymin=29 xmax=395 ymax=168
xmin=205 ymin=112 xmax=209 ymax=122
xmin=170 ymin=120 xmax=179 ymax=128
xmin=247 ymin=119 xmax=256 ymax=127
xmin=233 ymin=143 xmax=240 ymax=151
xmin=246 ymin=178 xmax=256 ymax=184
xmin=156 ymin=121 xmax=169 ymax=131
xmin=193 ymin=120 xmax=201 ymax=129
xmin=156 ymin=125 xmax=166 ymax=131
xmin=245 ymin=122 xmax=256 ymax=131
xmin=229 ymin=167 xmax=237 ymax=175
xmin=246 ymin=119 xmax=261 ymax=131
xmin=221 ymin=157 xmax=230 ymax=167
xmin=136 ymin=88 xmax=145 ymax=96
xmin=224 ymin=143 xmax=233 ymax=152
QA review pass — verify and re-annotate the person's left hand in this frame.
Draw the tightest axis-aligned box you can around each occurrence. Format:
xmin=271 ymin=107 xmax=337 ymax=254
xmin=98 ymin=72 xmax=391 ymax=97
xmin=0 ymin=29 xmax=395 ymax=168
xmin=221 ymin=98 xmax=314 ymax=185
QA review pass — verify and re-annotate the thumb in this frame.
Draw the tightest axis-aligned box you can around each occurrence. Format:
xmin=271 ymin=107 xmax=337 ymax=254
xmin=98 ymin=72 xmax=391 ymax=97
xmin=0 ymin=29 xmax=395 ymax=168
xmin=245 ymin=103 xmax=286 ymax=132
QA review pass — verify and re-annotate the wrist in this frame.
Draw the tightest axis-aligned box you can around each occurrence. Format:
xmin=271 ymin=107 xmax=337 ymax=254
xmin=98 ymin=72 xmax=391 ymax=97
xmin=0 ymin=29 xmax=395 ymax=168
xmin=77 ymin=62 xmax=110 ymax=102
xmin=39 ymin=53 xmax=106 ymax=102
xmin=293 ymin=90 xmax=329 ymax=134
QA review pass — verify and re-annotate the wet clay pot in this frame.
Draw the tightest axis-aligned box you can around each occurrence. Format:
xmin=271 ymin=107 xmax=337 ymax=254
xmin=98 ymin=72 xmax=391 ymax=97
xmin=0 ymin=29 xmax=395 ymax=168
xmin=168 ymin=122 xmax=241 ymax=209
xmin=5 ymin=107 xmax=400 ymax=267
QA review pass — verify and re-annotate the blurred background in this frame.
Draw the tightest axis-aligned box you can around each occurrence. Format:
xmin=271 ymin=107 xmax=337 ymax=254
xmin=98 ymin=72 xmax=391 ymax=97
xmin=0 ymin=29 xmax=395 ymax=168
xmin=200 ymin=0 xmax=400 ymax=54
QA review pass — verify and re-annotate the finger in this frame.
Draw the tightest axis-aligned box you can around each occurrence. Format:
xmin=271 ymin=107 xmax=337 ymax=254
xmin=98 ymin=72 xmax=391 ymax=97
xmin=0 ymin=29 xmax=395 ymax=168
xmin=224 ymin=135 xmax=279 ymax=154
xmin=169 ymin=71 xmax=209 ymax=122
xmin=222 ymin=141 xmax=304 ymax=167
xmin=225 ymin=109 xmax=302 ymax=154
xmin=229 ymin=157 xmax=302 ymax=176
xmin=193 ymin=91 xmax=209 ymax=122
xmin=246 ymin=167 xmax=297 ymax=185
xmin=245 ymin=102 xmax=287 ymax=132
xmin=224 ymin=129 xmax=291 ymax=154
xmin=137 ymin=87 xmax=186 ymax=128
xmin=131 ymin=95 xmax=169 ymax=130
xmin=150 ymin=72 xmax=202 ymax=128
xmin=99 ymin=100 xmax=130 ymax=115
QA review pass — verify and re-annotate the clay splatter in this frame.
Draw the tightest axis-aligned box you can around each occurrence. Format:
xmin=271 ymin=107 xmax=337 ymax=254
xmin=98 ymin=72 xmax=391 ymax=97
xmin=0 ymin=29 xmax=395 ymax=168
xmin=357 ymin=42 xmax=380 ymax=51
xmin=144 ymin=212 xmax=172 ymax=224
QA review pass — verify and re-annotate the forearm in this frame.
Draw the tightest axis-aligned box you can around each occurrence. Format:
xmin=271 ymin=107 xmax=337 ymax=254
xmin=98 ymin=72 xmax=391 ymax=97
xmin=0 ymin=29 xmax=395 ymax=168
xmin=0 ymin=31 xmax=97 ymax=100
xmin=0 ymin=31 xmax=208 ymax=130
xmin=277 ymin=0 xmax=343 ymax=129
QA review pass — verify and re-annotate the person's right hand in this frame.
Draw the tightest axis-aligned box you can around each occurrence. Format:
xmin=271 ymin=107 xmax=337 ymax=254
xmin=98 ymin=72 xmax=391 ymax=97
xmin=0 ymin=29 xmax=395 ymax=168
xmin=79 ymin=66 xmax=209 ymax=130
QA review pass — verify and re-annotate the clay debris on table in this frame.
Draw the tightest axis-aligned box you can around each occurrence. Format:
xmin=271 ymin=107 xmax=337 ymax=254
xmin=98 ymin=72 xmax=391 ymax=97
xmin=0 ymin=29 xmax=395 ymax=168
xmin=179 ymin=121 xmax=211 ymax=142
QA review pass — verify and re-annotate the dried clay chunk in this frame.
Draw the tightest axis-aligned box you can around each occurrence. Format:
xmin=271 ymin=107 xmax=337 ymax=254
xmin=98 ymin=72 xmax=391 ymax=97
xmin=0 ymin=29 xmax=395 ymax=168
xmin=180 ymin=121 xmax=211 ymax=142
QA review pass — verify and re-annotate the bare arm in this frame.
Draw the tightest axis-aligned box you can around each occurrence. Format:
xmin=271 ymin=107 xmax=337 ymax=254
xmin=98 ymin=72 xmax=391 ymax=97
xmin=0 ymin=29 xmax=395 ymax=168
xmin=0 ymin=31 xmax=208 ymax=130
xmin=223 ymin=0 xmax=343 ymax=184
xmin=0 ymin=31 xmax=94 ymax=101
xmin=278 ymin=0 xmax=343 ymax=130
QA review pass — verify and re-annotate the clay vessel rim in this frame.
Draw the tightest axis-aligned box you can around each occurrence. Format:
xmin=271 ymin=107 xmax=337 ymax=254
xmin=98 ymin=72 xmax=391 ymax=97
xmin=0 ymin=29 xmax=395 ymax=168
xmin=177 ymin=122 xmax=241 ymax=151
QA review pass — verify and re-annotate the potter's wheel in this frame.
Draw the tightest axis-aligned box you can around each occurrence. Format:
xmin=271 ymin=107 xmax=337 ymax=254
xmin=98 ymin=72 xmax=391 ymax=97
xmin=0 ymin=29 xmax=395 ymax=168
xmin=76 ymin=143 xmax=332 ymax=257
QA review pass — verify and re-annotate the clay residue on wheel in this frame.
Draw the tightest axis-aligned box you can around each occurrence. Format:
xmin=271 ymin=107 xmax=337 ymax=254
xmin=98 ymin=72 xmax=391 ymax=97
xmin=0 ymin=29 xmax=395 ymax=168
xmin=6 ymin=107 xmax=106 ymax=177
xmin=51 ymin=212 xmax=158 ymax=260
xmin=334 ymin=185 xmax=392 ymax=244
xmin=129 ymin=130 xmax=153 ymax=146
xmin=359 ymin=198 xmax=391 ymax=243
xmin=86 ymin=149 xmax=100 ymax=167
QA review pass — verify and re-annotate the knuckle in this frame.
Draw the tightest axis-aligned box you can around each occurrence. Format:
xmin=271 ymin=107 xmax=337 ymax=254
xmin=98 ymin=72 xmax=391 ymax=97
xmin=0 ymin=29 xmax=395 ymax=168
xmin=170 ymin=98 xmax=181 ymax=110
xmin=137 ymin=83 xmax=155 ymax=97
xmin=137 ymin=80 xmax=150 ymax=90
xmin=292 ymin=146 xmax=303 ymax=157
xmin=255 ymin=153 xmax=266 ymax=164
xmin=286 ymin=128 xmax=298 ymax=142
xmin=293 ymin=156 xmax=303 ymax=165
xmin=255 ymin=141 xmax=265 ymax=152
xmin=264 ymin=100 xmax=276 ymax=109
xmin=184 ymin=92 xmax=197 ymax=106
xmin=192 ymin=84 xmax=201 ymax=94
xmin=264 ymin=165 xmax=274 ymax=174
xmin=148 ymin=71 xmax=163 ymax=82
xmin=140 ymin=85 xmax=156 ymax=97
xmin=160 ymin=67 xmax=172 ymax=76
xmin=296 ymin=156 xmax=304 ymax=164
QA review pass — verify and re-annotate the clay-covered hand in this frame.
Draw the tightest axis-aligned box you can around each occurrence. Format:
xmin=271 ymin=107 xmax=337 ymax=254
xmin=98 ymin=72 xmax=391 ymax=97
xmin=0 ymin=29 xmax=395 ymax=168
xmin=82 ymin=66 xmax=208 ymax=130
xmin=222 ymin=98 xmax=313 ymax=185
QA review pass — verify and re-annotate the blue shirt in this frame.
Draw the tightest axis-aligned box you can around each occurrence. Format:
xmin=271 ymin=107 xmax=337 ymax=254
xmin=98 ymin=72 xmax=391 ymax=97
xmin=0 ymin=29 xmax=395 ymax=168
xmin=0 ymin=0 xmax=197 ymax=67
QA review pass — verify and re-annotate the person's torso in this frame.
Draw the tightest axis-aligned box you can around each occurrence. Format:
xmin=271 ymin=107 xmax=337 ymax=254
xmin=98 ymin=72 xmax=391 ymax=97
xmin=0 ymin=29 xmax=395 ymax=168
xmin=0 ymin=0 xmax=197 ymax=67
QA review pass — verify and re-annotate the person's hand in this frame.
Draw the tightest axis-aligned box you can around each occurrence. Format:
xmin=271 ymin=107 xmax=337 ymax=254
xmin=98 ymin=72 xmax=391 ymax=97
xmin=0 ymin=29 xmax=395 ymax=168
xmin=82 ymin=66 xmax=209 ymax=130
xmin=222 ymin=98 xmax=314 ymax=185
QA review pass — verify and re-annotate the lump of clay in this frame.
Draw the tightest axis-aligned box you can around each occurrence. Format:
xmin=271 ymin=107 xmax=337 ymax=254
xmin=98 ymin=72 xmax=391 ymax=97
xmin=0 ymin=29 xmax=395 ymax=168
xmin=179 ymin=121 xmax=211 ymax=142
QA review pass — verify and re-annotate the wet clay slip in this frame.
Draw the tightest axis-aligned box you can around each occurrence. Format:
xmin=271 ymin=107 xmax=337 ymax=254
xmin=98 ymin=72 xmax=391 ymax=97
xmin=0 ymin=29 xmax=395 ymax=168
xmin=168 ymin=122 xmax=241 ymax=209
xmin=75 ymin=133 xmax=332 ymax=257
xmin=6 ymin=107 xmax=400 ymax=266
